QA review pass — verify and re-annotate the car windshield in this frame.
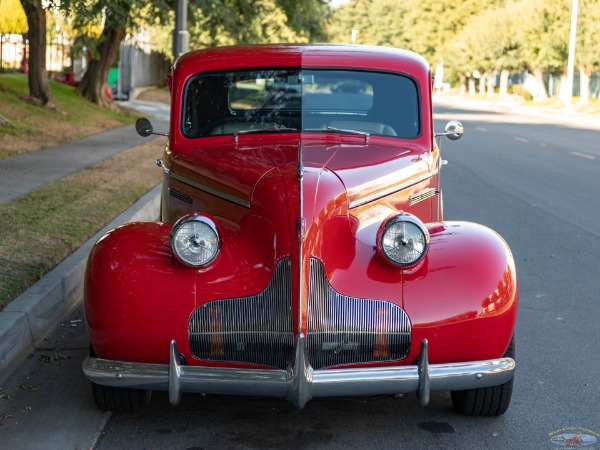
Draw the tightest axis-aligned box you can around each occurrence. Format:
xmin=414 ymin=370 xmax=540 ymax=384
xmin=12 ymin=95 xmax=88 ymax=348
xmin=182 ymin=68 xmax=420 ymax=139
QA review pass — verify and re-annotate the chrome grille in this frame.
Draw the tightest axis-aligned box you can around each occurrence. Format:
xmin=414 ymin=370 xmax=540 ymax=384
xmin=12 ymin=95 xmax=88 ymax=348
xmin=168 ymin=187 xmax=193 ymax=204
xmin=409 ymin=187 xmax=437 ymax=206
xmin=188 ymin=259 xmax=293 ymax=369
xmin=307 ymin=258 xmax=411 ymax=369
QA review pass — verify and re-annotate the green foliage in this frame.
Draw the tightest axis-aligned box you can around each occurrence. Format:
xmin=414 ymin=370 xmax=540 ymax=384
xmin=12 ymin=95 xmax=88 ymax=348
xmin=189 ymin=0 xmax=326 ymax=48
xmin=0 ymin=0 xmax=28 ymax=33
xmin=0 ymin=73 xmax=135 ymax=158
xmin=509 ymin=84 xmax=533 ymax=101
xmin=516 ymin=0 xmax=570 ymax=75
xmin=327 ymin=0 xmax=600 ymax=95
xmin=577 ymin=0 xmax=600 ymax=71
xmin=328 ymin=0 xmax=410 ymax=47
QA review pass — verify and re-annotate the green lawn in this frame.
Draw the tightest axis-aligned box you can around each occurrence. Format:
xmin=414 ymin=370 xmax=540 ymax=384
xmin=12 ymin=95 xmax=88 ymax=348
xmin=0 ymin=73 xmax=137 ymax=159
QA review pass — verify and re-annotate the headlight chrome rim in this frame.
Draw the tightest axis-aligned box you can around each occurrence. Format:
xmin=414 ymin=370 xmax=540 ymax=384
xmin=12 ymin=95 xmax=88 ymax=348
xmin=377 ymin=214 xmax=430 ymax=268
xmin=170 ymin=214 xmax=220 ymax=267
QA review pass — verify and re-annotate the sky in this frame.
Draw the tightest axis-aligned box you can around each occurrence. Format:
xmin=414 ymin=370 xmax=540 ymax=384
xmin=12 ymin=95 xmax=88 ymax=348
xmin=329 ymin=0 xmax=351 ymax=8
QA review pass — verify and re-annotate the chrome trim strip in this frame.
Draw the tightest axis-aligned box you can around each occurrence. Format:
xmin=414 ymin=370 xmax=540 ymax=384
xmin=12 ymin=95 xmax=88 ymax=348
xmin=348 ymin=171 xmax=436 ymax=209
xmin=298 ymin=142 xmax=304 ymax=334
xmin=83 ymin=337 xmax=515 ymax=410
xmin=409 ymin=187 xmax=437 ymax=206
xmin=162 ymin=165 xmax=250 ymax=208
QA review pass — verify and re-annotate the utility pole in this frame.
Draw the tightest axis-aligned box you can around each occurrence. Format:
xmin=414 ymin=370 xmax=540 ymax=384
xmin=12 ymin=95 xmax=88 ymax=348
xmin=565 ymin=0 xmax=578 ymax=114
xmin=173 ymin=0 xmax=189 ymax=61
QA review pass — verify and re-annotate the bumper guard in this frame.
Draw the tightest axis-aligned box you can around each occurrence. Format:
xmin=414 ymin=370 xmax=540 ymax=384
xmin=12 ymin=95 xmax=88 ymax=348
xmin=82 ymin=335 xmax=515 ymax=409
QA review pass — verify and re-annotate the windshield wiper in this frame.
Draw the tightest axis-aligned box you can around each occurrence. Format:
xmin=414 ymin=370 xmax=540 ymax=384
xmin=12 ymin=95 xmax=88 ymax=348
xmin=304 ymin=126 xmax=370 ymax=143
xmin=234 ymin=125 xmax=297 ymax=142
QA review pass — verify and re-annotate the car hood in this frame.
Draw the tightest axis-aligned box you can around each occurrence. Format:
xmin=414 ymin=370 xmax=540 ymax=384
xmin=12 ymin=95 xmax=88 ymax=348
xmin=171 ymin=135 xmax=431 ymax=217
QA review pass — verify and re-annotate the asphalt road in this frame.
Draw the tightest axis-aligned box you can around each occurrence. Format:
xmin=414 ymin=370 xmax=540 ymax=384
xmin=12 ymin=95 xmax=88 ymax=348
xmin=1 ymin=104 xmax=599 ymax=449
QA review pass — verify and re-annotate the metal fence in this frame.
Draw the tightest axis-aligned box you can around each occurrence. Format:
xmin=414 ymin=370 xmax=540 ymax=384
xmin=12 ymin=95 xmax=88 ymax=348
xmin=505 ymin=71 xmax=600 ymax=99
xmin=114 ymin=39 xmax=171 ymax=99
xmin=0 ymin=33 xmax=72 ymax=71
xmin=1 ymin=34 xmax=26 ymax=70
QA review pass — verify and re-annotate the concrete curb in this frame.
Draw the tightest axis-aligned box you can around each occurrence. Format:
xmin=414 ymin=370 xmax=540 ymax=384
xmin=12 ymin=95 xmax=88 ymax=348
xmin=0 ymin=184 xmax=161 ymax=383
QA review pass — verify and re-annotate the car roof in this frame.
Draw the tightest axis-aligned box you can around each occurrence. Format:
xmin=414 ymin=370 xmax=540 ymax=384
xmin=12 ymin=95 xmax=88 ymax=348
xmin=173 ymin=44 xmax=430 ymax=79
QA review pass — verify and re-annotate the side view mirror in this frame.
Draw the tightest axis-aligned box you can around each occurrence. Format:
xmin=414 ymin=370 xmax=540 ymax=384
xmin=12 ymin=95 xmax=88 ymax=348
xmin=136 ymin=118 xmax=153 ymax=137
xmin=135 ymin=117 xmax=168 ymax=137
xmin=434 ymin=120 xmax=464 ymax=141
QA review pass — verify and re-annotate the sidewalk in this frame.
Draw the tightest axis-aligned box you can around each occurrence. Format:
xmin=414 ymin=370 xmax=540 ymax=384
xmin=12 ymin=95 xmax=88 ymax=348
xmin=0 ymin=102 xmax=169 ymax=205
xmin=0 ymin=100 xmax=169 ymax=382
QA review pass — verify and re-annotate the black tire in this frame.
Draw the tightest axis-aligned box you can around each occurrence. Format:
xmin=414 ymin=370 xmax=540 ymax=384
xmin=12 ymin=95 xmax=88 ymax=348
xmin=91 ymin=382 xmax=152 ymax=412
xmin=451 ymin=336 xmax=515 ymax=416
xmin=89 ymin=346 xmax=152 ymax=412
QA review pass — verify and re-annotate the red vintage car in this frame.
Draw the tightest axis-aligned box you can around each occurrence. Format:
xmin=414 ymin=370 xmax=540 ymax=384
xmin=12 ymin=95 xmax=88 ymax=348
xmin=83 ymin=44 xmax=518 ymax=415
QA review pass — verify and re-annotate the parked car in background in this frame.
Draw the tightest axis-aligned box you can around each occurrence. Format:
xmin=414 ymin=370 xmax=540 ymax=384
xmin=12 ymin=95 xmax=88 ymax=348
xmin=83 ymin=44 xmax=518 ymax=416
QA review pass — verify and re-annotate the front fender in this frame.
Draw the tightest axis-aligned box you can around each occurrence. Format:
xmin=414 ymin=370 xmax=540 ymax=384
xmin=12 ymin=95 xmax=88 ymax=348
xmin=85 ymin=217 xmax=281 ymax=365
xmin=405 ymin=221 xmax=518 ymax=364
xmin=85 ymin=222 xmax=196 ymax=364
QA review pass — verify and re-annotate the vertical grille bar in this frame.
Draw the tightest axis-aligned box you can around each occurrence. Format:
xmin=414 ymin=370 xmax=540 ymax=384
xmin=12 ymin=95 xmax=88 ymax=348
xmin=306 ymin=258 xmax=411 ymax=369
xmin=188 ymin=259 xmax=293 ymax=369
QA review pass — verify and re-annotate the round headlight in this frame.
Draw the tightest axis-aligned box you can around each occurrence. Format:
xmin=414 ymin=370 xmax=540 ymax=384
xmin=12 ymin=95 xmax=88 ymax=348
xmin=378 ymin=214 xmax=429 ymax=267
xmin=171 ymin=214 xmax=220 ymax=267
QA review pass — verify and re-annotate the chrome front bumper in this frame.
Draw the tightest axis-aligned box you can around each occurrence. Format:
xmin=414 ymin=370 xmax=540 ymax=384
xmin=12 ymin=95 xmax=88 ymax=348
xmin=82 ymin=335 xmax=515 ymax=409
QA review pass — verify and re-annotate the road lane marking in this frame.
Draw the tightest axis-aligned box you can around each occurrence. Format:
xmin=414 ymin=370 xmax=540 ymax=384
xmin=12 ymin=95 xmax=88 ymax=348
xmin=570 ymin=151 xmax=595 ymax=160
xmin=513 ymin=137 xmax=529 ymax=143
xmin=475 ymin=127 xmax=488 ymax=132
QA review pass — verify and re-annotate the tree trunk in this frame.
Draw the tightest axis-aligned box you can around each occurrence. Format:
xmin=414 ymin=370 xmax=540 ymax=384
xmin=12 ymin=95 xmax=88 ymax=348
xmin=468 ymin=76 xmax=476 ymax=96
xmin=76 ymin=24 xmax=126 ymax=108
xmin=499 ymin=69 xmax=509 ymax=97
xmin=532 ymin=67 xmax=549 ymax=101
xmin=579 ymin=64 xmax=591 ymax=104
xmin=21 ymin=0 xmax=54 ymax=108
xmin=487 ymin=71 xmax=496 ymax=96
xmin=478 ymin=72 xmax=486 ymax=96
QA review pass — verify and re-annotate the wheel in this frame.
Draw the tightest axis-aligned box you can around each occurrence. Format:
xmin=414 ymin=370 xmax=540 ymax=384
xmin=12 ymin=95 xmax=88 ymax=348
xmin=451 ymin=336 xmax=515 ymax=416
xmin=91 ymin=382 xmax=152 ymax=412
xmin=89 ymin=346 xmax=152 ymax=412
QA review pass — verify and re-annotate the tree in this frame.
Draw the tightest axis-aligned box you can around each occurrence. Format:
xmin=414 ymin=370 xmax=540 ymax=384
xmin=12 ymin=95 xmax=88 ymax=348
xmin=66 ymin=0 xmax=171 ymax=107
xmin=188 ymin=0 xmax=327 ymax=48
xmin=0 ymin=0 xmax=28 ymax=34
xmin=75 ymin=13 xmax=126 ymax=108
xmin=516 ymin=0 xmax=569 ymax=101
xmin=445 ymin=3 xmax=522 ymax=97
xmin=576 ymin=0 xmax=600 ymax=103
xmin=328 ymin=0 xmax=410 ymax=47
xmin=277 ymin=0 xmax=329 ymax=41
xmin=20 ymin=0 xmax=55 ymax=107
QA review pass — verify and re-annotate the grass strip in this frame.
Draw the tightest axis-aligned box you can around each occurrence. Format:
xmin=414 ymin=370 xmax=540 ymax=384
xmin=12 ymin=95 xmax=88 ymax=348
xmin=0 ymin=73 xmax=138 ymax=160
xmin=0 ymin=138 xmax=164 ymax=310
